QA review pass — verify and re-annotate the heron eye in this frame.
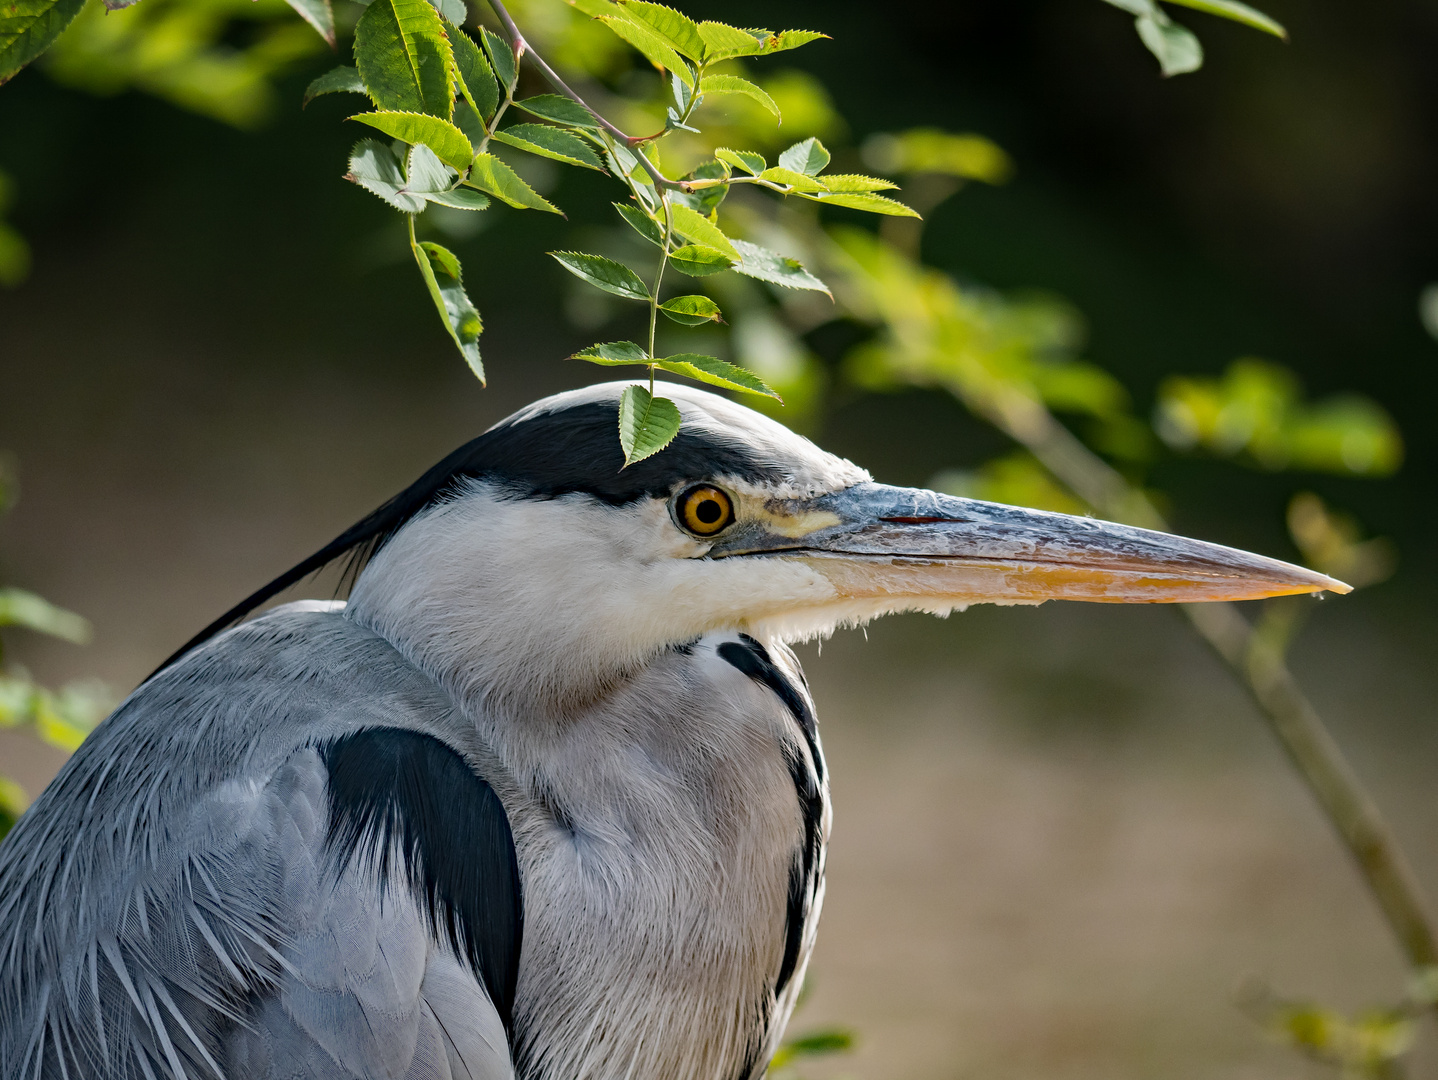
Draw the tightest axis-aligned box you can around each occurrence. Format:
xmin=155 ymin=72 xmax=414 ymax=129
xmin=677 ymin=485 xmax=734 ymax=536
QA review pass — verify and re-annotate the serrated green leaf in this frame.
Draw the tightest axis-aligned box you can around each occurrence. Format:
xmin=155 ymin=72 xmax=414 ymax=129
xmin=760 ymin=29 xmax=827 ymax=54
xmin=614 ymin=202 xmax=665 ymax=245
xmin=617 ymin=0 xmax=705 ymax=60
xmin=600 ymin=14 xmax=694 ymax=85
xmin=453 ymin=97 xmax=486 ymax=147
xmin=779 ymin=137 xmax=829 ymax=176
xmin=426 ymin=185 xmax=490 ymax=210
xmin=619 ymin=385 xmax=682 ymax=465
xmin=433 ymin=0 xmax=465 ymax=26
xmin=406 ymin=142 xmax=454 ymax=194
xmin=715 ymin=147 xmax=765 ymax=175
xmin=347 ymin=138 xmax=428 ymax=211
xmin=695 ymin=21 xmax=766 ymax=59
xmin=1136 ymin=12 xmax=1203 ymax=75
xmin=415 ymin=239 xmax=483 ymax=381
xmin=758 ymin=167 xmax=828 ymax=193
xmin=668 ymin=203 xmax=739 ymax=262
xmin=0 ymin=0 xmax=85 ymax=86
xmin=286 ymin=0 xmax=336 ymax=47
xmin=658 ymin=294 xmax=723 ymax=326
xmin=572 ymin=340 xmax=649 ymax=364
xmin=669 ymin=244 xmax=734 ymax=277
xmin=805 ymin=191 xmax=919 ymax=217
xmin=0 ymin=588 xmax=90 ymax=643
xmin=305 ymin=66 xmax=367 ymax=107
xmin=351 ymin=111 xmax=474 ymax=170
xmin=481 ymin=25 xmax=516 ymax=88
xmin=450 ymin=27 xmax=499 ymax=119
xmin=656 ymin=354 xmax=778 ymax=399
xmin=550 ymin=251 xmax=651 ymax=300
xmin=492 ymin=124 xmax=605 ymax=170
xmin=699 ymin=74 xmax=779 ymax=119
xmin=516 ymin=93 xmax=599 ymax=128
xmin=1163 ymin=0 xmax=1285 ymax=38
xmin=354 ymin=0 xmax=455 ymax=118
xmin=465 ymin=153 xmax=563 ymax=213
xmin=732 ymin=239 xmax=828 ymax=293
xmin=566 ymin=0 xmax=623 ymax=16
xmin=820 ymin=173 xmax=898 ymax=193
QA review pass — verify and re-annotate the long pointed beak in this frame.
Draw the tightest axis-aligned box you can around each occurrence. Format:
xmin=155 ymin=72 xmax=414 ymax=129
xmin=709 ymin=482 xmax=1348 ymax=606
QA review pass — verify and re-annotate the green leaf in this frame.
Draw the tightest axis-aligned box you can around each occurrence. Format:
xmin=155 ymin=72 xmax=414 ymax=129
xmin=695 ymin=21 xmax=767 ymax=60
xmin=347 ymin=138 xmax=428 ymax=211
xmin=550 ymin=251 xmax=651 ymax=300
xmin=465 ymin=153 xmax=562 ymax=213
xmin=354 ymin=0 xmax=455 ymax=119
xmin=1163 ymin=0 xmax=1285 ymax=38
xmin=406 ymin=142 xmax=454 ymax=194
xmin=758 ymin=167 xmax=827 ymax=193
xmin=453 ymin=98 xmax=486 ymax=147
xmin=481 ymin=26 xmax=516 ymax=89
xmin=658 ymin=294 xmax=723 ymax=326
xmin=305 ymin=67 xmax=367 ymax=107
xmin=668 ymin=203 xmax=739 ymax=261
xmin=732 ymin=239 xmax=829 ymax=294
xmin=572 ymin=340 xmax=649 ymax=364
xmin=698 ymin=74 xmax=779 ymax=119
xmin=433 ymin=0 xmax=465 ymax=26
xmin=715 ymin=147 xmax=766 ymax=175
xmin=350 ymin=111 xmax=474 ymax=170
xmin=0 ymin=589 xmax=90 ymax=643
xmin=820 ymin=173 xmax=898 ymax=193
xmin=1136 ymin=12 xmax=1203 ymax=76
xmin=614 ymin=202 xmax=665 ymax=245
xmin=806 ymin=191 xmax=920 ymax=217
xmin=450 ymin=27 xmax=499 ymax=119
xmin=0 ymin=0 xmax=85 ymax=86
xmin=656 ymin=354 xmax=778 ymax=399
xmin=492 ymin=124 xmax=605 ymax=170
xmin=415 ymin=239 xmax=484 ymax=381
xmin=426 ymin=185 xmax=490 ymax=210
xmin=618 ymin=385 xmax=682 ymax=466
xmin=760 ymin=29 xmax=827 ymax=54
xmin=778 ymin=136 xmax=830 ymax=176
xmin=516 ymin=93 xmax=599 ymax=128
xmin=668 ymin=244 xmax=735 ymax=277
xmin=599 ymin=14 xmax=694 ymax=85
xmin=617 ymin=0 xmax=705 ymax=60
xmin=285 ymin=0 xmax=336 ymax=47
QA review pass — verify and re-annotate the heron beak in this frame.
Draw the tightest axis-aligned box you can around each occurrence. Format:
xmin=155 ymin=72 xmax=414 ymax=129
xmin=708 ymin=482 xmax=1349 ymax=606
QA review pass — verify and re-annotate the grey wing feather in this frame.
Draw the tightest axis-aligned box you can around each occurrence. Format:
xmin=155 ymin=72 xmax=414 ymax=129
xmin=0 ymin=605 xmax=515 ymax=1080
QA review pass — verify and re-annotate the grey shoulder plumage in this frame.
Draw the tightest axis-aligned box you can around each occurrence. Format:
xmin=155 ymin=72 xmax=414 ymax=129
xmin=0 ymin=603 xmax=518 ymax=1080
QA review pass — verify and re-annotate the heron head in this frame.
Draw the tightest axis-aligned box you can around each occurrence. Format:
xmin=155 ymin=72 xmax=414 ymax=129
xmin=338 ymin=381 xmax=1345 ymax=712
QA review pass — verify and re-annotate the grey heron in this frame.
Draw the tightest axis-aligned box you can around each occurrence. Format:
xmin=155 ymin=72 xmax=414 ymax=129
xmin=0 ymin=380 xmax=1345 ymax=1080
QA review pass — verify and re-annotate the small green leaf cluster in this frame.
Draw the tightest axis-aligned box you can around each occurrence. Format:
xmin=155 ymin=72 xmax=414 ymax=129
xmin=766 ymin=1026 xmax=853 ymax=1080
xmin=1098 ymin=0 xmax=1286 ymax=76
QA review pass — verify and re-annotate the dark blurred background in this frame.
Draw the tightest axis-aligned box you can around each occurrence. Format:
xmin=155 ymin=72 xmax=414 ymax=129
xmin=2 ymin=1 xmax=1437 ymax=1076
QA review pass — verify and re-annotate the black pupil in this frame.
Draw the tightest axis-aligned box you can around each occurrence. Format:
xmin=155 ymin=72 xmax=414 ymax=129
xmin=694 ymin=497 xmax=723 ymax=524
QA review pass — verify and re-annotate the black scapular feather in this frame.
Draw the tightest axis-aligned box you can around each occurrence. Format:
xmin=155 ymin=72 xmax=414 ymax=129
xmin=153 ymin=398 xmax=783 ymax=676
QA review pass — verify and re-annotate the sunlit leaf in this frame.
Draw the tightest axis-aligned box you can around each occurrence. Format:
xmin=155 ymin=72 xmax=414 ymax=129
xmin=618 ymin=384 xmax=682 ymax=465
xmin=0 ymin=0 xmax=85 ymax=86
xmin=492 ymin=123 xmax=605 ymax=170
xmin=305 ymin=66 xmax=366 ymax=107
xmin=599 ymin=14 xmax=693 ymax=85
xmin=668 ymin=203 xmax=739 ymax=261
xmin=285 ymin=0 xmax=335 ymax=48
xmin=550 ymin=251 xmax=651 ymax=300
xmin=1164 ymin=0 xmax=1285 ymax=38
xmin=573 ymin=340 xmax=649 ymax=364
xmin=805 ymin=191 xmax=920 ymax=217
xmin=732 ymin=239 xmax=829 ymax=294
xmin=698 ymin=74 xmax=779 ymax=118
xmin=614 ymin=202 xmax=664 ymax=245
xmin=465 ymin=153 xmax=562 ymax=212
xmin=354 ymin=0 xmax=455 ymax=118
xmin=350 ymin=110 xmax=474 ymax=170
xmin=0 ymin=588 xmax=89 ymax=643
xmin=480 ymin=25 xmax=516 ymax=89
xmin=416 ymin=239 xmax=484 ymax=381
xmin=695 ymin=21 xmax=766 ymax=59
xmin=450 ymin=27 xmax=499 ymax=119
xmin=763 ymin=29 xmax=828 ymax=53
xmin=1136 ymin=12 xmax=1203 ymax=76
xmin=778 ymin=137 xmax=830 ymax=176
xmin=820 ymin=174 xmax=899 ymax=193
xmin=669 ymin=243 xmax=734 ymax=277
xmin=715 ymin=147 xmax=766 ymax=175
xmin=758 ymin=166 xmax=828 ymax=193
xmin=656 ymin=354 xmax=778 ymax=399
xmin=616 ymin=0 xmax=705 ymax=61
xmin=516 ymin=93 xmax=599 ymax=128
xmin=659 ymin=294 xmax=723 ymax=326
